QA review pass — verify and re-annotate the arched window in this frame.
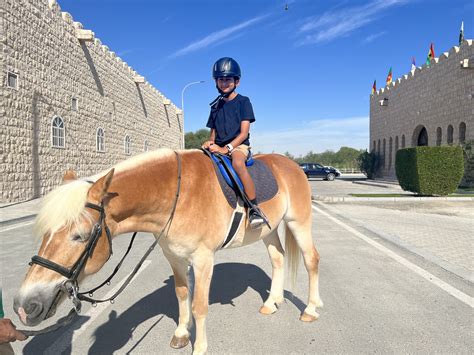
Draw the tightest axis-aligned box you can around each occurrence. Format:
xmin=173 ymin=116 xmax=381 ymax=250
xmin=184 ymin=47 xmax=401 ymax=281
xmin=51 ymin=116 xmax=65 ymax=148
xmin=124 ymin=135 xmax=131 ymax=155
xmin=96 ymin=128 xmax=105 ymax=152
xmin=459 ymin=122 xmax=466 ymax=144
xmin=388 ymin=137 xmax=393 ymax=168
xmin=382 ymin=139 xmax=386 ymax=168
xmin=144 ymin=140 xmax=148 ymax=152
xmin=377 ymin=139 xmax=381 ymax=154
xmin=372 ymin=140 xmax=376 ymax=152
xmin=395 ymin=136 xmax=399 ymax=152
xmin=401 ymin=135 xmax=406 ymax=148
xmin=436 ymin=127 xmax=442 ymax=146
xmin=447 ymin=125 xmax=453 ymax=144
xmin=417 ymin=127 xmax=428 ymax=146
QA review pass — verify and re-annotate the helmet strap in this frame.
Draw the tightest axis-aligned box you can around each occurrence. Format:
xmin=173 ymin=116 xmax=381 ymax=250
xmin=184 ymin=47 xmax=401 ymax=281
xmin=209 ymin=83 xmax=236 ymax=108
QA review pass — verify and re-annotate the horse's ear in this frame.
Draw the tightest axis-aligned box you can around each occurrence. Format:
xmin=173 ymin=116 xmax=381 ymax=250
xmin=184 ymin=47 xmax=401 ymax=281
xmin=88 ymin=169 xmax=115 ymax=203
xmin=62 ymin=169 xmax=77 ymax=183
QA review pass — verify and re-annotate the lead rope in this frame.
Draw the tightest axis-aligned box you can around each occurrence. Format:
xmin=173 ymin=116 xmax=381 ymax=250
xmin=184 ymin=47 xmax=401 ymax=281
xmin=18 ymin=151 xmax=182 ymax=337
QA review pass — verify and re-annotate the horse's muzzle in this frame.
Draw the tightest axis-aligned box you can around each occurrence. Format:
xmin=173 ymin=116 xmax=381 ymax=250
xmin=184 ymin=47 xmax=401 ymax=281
xmin=13 ymin=285 xmax=61 ymax=326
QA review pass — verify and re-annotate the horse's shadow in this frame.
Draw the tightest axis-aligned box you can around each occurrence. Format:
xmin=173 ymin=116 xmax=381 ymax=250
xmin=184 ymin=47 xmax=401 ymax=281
xmin=88 ymin=262 xmax=306 ymax=354
xmin=23 ymin=262 xmax=306 ymax=354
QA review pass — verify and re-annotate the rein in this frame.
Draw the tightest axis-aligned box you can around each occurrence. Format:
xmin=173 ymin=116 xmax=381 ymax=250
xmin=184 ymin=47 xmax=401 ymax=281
xmin=19 ymin=150 xmax=182 ymax=337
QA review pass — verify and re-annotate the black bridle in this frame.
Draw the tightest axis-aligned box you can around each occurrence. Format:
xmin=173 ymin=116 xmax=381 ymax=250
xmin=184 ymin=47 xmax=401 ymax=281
xmin=30 ymin=202 xmax=113 ymax=281
xmin=20 ymin=150 xmax=182 ymax=337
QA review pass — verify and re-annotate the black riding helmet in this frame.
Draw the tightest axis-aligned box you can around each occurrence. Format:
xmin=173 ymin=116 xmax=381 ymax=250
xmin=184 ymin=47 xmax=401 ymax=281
xmin=212 ymin=57 xmax=241 ymax=79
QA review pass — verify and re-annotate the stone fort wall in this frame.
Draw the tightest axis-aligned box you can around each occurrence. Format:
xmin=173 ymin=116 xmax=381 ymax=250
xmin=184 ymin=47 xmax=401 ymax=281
xmin=1 ymin=0 xmax=182 ymax=203
xmin=370 ymin=40 xmax=473 ymax=179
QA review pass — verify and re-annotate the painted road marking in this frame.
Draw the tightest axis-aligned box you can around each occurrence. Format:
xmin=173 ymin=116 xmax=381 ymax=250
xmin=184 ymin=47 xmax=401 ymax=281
xmin=45 ymin=260 xmax=152 ymax=354
xmin=312 ymin=204 xmax=474 ymax=308
xmin=0 ymin=221 xmax=34 ymax=233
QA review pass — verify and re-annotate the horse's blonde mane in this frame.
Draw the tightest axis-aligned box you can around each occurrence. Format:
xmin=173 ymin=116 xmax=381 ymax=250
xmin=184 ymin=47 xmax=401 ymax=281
xmin=34 ymin=148 xmax=177 ymax=239
xmin=34 ymin=180 xmax=92 ymax=239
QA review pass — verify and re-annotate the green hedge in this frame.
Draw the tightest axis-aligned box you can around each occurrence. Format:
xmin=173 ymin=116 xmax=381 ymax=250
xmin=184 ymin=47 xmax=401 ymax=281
xmin=395 ymin=146 xmax=464 ymax=195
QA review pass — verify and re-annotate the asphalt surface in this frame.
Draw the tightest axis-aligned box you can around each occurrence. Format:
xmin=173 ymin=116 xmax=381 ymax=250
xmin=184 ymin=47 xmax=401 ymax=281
xmin=1 ymin=176 xmax=473 ymax=354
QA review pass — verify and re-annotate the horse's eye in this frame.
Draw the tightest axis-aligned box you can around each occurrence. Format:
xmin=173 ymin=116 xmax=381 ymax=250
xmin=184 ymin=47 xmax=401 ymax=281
xmin=72 ymin=234 xmax=83 ymax=242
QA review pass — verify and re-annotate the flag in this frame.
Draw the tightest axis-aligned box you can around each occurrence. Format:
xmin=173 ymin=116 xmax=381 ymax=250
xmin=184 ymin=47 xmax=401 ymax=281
xmin=372 ymin=80 xmax=377 ymax=95
xmin=411 ymin=57 xmax=416 ymax=71
xmin=386 ymin=67 xmax=392 ymax=86
xmin=459 ymin=21 xmax=464 ymax=46
xmin=426 ymin=43 xmax=435 ymax=66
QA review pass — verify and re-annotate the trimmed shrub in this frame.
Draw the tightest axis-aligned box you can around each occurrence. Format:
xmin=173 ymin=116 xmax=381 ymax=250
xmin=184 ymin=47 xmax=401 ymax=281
xmin=395 ymin=146 xmax=464 ymax=195
xmin=357 ymin=150 xmax=380 ymax=179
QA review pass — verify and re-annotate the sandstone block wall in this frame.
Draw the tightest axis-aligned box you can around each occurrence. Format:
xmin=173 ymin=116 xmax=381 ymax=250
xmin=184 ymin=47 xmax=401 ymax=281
xmin=1 ymin=0 xmax=182 ymax=203
xmin=370 ymin=40 xmax=473 ymax=179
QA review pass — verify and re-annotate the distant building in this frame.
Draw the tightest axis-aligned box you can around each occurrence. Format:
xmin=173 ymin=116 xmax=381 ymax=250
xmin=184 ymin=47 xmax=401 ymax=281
xmin=1 ymin=0 xmax=182 ymax=203
xmin=370 ymin=40 xmax=473 ymax=180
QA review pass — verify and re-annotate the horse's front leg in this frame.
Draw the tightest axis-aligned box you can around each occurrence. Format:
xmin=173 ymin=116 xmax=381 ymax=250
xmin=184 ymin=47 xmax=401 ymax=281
xmin=191 ymin=251 xmax=214 ymax=355
xmin=163 ymin=251 xmax=192 ymax=349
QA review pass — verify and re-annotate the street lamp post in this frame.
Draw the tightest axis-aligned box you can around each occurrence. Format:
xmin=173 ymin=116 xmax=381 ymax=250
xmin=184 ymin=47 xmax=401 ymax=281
xmin=181 ymin=80 xmax=205 ymax=149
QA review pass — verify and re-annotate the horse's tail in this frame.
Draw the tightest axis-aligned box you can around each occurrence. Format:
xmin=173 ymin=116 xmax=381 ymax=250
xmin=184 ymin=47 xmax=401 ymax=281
xmin=285 ymin=222 xmax=301 ymax=288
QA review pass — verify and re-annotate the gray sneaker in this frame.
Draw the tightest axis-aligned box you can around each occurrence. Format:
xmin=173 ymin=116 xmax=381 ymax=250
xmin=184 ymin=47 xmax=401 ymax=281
xmin=249 ymin=208 xmax=265 ymax=228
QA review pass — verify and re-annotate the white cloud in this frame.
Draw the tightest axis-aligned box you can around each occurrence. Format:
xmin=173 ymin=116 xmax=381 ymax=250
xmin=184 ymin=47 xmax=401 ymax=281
xmin=169 ymin=14 xmax=268 ymax=58
xmin=251 ymin=116 xmax=369 ymax=156
xmin=363 ymin=31 xmax=387 ymax=43
xmin=297 ymin=0 xmax=407 ymax=45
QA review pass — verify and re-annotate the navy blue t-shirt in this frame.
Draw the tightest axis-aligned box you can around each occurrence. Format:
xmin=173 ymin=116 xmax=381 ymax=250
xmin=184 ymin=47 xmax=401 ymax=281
xmin=206 ymin=94 xmax=255 ymax=146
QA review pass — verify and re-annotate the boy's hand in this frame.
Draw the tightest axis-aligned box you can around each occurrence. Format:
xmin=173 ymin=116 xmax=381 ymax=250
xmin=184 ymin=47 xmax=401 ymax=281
xmin=201 ymin=141 xmax=215 ymax=149
xmin=0 ymin=319 xmax=27 ymax=344
xmin=208 ymin=144 xmax=226 ymax=154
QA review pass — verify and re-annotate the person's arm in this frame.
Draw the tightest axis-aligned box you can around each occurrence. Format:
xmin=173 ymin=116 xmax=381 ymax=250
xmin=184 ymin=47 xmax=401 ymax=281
xmin=229 ymin=120 xmax=250 ymax=148
xmin=0 ymin=319 xmax=27 ymax=344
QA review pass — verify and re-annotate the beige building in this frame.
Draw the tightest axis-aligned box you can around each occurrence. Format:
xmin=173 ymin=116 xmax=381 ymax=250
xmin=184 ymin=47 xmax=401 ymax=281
xmin=1 ymin=0 xmax=182 ymax=203
xmin=370 ymin=40 xmax=473 ymax=180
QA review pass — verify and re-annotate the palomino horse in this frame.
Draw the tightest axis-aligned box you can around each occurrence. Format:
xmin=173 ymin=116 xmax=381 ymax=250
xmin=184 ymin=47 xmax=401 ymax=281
xmin=14 ymin=149 xmax=323 ymax=354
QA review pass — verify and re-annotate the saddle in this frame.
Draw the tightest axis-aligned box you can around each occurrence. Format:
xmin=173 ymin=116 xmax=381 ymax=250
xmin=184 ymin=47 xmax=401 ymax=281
xmin=203 ymin=149 xmax=279 ymax=209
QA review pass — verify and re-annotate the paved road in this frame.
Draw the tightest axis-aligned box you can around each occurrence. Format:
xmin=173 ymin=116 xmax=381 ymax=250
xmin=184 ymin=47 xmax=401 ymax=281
xmin=2 ymin=202 xmax=472 ymax=354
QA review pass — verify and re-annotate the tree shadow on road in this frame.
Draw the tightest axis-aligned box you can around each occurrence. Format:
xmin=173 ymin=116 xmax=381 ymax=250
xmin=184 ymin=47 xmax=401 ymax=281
xmin=87 ymin=262 xmax=305 ymax=353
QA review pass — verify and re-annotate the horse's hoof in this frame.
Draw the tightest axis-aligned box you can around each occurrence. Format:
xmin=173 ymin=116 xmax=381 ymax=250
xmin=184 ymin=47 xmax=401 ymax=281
xmin=300 ymin=311 xmax=319 ymax=322
xmin=259 ymin=304 xmax=276 ymax=315
xmin=170 ymin=335 xmax=190 ymax=349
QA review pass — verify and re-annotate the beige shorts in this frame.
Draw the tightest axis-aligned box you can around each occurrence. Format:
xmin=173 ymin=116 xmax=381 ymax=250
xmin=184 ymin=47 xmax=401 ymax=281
xmin=230 ymin=144 xmax=251 ymax=159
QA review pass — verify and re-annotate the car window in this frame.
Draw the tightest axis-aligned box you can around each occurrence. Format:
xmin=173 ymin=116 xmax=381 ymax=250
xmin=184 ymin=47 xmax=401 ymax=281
xmin=315 ymin=164 xmax=323 ymax=169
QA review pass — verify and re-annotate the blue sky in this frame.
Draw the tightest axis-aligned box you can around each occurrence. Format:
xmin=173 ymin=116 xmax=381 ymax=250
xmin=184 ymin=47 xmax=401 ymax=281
xmin=59 ymin=0 xmax=472 ymax=156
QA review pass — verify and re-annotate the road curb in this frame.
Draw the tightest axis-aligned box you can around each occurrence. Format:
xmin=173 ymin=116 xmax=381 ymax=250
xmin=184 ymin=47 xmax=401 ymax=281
xmin=352 ymin=181 xmax=393 ymax=188
xmin=0 ymin=214 xmax=37 ymax=227
xmin=312 ymin=195 xmax=474 ymax=202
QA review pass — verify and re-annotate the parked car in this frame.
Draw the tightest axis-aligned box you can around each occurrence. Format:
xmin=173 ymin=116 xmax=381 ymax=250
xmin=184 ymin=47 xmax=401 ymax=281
xmin=299 ymin=163 xmax=341 ymax=181
xmin=324 ymin=166 xmax=342 ymax=176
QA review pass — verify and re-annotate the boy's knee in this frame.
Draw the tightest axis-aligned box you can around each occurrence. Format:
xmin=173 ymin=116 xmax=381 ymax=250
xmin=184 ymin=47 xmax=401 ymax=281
xmin=232 ymin=159 xmax=245 ymax=171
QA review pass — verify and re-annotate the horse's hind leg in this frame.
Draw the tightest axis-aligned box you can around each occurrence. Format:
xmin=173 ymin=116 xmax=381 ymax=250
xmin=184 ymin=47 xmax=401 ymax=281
xmin=286 ymin=220 xmax=323 ymax=322
xmin=260 ymin=230 xmax=285 ymax=315
xmin=163 ymin=252 xmax=192 ymax=349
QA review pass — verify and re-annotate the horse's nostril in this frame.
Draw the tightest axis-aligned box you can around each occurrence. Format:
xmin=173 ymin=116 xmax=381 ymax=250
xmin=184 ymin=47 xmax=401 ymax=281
xmin=24 ymin=299 xmax=44 ymax=319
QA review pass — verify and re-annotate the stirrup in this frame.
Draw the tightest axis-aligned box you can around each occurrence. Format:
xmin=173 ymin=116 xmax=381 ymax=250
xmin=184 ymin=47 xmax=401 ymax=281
xmin=249 ymin=206 xmax=270 ymax=229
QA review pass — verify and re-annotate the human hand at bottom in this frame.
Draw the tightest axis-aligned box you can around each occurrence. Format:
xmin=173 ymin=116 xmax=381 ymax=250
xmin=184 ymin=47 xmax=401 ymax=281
xmin=0 ymin=319 xmax=27 ymax=344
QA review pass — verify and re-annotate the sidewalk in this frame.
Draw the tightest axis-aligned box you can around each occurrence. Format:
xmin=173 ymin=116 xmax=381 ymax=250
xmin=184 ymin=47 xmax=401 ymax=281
xmin=310 ymin=177 xmax=474 ymax=283
xmin=312 ymin=174 xmax=474 ymax=202
xmin=0 ymin=198 xmax=41 ymax=227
